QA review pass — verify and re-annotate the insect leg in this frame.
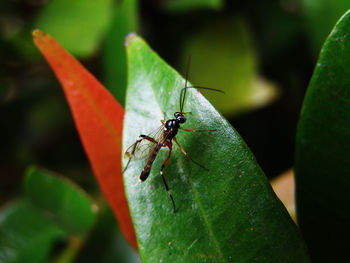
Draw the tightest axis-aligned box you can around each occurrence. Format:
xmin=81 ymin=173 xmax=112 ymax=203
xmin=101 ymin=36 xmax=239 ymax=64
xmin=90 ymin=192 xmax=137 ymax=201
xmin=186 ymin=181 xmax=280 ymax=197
xmin=179 ymin=127 xmax=216 ymax=132
xmin=160 ymin=142 xmax=176 ymax=213
xmin=140 ymin=134 xmax=157 ymax=144
xmin=173 ymin=137 xmax=209 ymax=171
xmin=122 ymin=138 xmax=142 ymax=174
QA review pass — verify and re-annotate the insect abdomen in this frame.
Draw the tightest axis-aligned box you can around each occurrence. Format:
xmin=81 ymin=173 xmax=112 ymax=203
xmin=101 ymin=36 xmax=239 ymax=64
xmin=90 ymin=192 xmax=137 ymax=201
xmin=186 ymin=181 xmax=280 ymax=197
xmin=140 ymin=170 xmax=150 ymax=182
xmin=139 ymin=145 xmax=161 ymax=182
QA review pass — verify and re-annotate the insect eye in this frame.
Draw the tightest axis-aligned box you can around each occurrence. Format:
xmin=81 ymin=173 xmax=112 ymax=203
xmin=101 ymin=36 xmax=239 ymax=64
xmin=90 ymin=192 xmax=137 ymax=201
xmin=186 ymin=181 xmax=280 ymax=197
xmin=179 ymin=116 xmax=186 ymax=123
xmin=174 ymin=112 xmax=180 ymax=118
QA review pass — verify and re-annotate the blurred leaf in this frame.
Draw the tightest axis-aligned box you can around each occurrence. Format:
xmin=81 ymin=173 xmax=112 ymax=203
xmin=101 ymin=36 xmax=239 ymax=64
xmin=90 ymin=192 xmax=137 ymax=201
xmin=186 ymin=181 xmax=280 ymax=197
xmin=7 ymin=33 xmax=40 ymax=60
xmin=252 ymin=1 xmax=301 ymax=57
xmin=103 ymin=0 xmax=139 ymax=106
xmin=180 ymin=18 xmax=278 ymax=116
xmin=0 ymin=168 xmax=95 ymax=263
xmin=34 ymin=0 xmax=114 ymax=57
xmin=162 ymin=0 xmax=223 ymax=12
xmin=27 ymin=90 xmax=70 ymax=134
xmin=103 ymin=227 xmax=140 ymax=263
xmin=51 ymin=237 xmax=83 ymax=263
xmin=301 ymin=0 xmax=350 ymax=56
xmin=295 ymin=9 xmax=350 ymax=262
xmin=0 ymin=199 xmax=65 ymax=263
xmin=76 ymin=201 xmax=140 ymax=263
xmin=32 ymin=30 xmax=137 ymax=249
xmin=24 ymin=167 xmax=97 ymax=236
xmin=123 ymin=34 xmax=309 ymax=262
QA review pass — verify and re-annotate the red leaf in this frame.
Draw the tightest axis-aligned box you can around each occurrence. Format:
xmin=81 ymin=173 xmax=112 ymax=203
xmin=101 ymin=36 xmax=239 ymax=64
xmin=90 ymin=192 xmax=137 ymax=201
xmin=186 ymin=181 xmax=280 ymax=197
xmin=32 ymin=29 xmax=137 ymax=250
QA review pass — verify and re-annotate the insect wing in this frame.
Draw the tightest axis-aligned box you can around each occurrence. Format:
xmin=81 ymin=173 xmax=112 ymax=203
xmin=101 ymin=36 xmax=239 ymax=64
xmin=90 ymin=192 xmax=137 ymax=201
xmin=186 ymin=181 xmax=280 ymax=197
xmin=124 ymin=125 xmax=164 ymax=161
xmin=133 ymin=139 xmax=155 ymax=160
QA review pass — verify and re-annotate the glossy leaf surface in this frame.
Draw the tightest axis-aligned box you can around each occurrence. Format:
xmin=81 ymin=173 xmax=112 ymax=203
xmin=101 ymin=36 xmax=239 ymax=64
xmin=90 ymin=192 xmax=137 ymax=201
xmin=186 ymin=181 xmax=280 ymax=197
xmin=24 ymin=167 xmax=97 ymax=236
xmin=123 ymin=34 xmax=309 ymax=262
xmin=32 ymin=30 xmax=137 ymax=249
xmin=295 ymin=10 xmax=350 ymax=262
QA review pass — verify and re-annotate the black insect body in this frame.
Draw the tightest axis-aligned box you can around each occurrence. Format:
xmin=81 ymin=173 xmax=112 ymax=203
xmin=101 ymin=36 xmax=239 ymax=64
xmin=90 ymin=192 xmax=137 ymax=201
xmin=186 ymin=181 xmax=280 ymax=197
xmin=139 ymin=116 xmax=182 ymax=182
xmin=123 ymin=60 xmax=222 ymax=213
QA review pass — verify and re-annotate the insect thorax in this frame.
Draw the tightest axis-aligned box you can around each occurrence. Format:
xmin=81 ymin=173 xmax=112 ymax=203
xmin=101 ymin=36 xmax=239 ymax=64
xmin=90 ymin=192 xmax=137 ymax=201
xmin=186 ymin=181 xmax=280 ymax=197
xmin=164 ymin=119 xmax=179 ymax=139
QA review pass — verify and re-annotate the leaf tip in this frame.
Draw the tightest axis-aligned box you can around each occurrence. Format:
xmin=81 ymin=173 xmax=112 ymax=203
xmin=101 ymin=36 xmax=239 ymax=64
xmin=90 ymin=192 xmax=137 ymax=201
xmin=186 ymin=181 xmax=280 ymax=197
xmin=24 ymin=165 xmax=37 ymax=181
xmin=32 ymin=29 xmax=46 ymax=39
xmin=125 ymin=32 xmax=138 ymax=47
xmin=91 ymin=203 xmax=99 ymax=213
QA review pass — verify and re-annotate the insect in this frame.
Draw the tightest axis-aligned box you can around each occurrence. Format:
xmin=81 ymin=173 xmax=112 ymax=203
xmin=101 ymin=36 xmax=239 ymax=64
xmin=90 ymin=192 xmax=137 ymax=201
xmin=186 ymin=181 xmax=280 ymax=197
xmin=123 ymin=59 xmax=223 ymax=213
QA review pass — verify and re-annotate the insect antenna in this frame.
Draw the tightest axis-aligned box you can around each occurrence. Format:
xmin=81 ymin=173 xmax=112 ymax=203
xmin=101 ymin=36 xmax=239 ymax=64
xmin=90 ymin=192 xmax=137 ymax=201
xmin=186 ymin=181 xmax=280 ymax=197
xmin=179 ymin=57 xmax=224 ymax=114
xmin=188 ymin=86 xmax=224 ymax=94
xmin=180 ymin=86 xmax=224 ymax=113
xmin=180 ymin=56 xmax=191 ymax=114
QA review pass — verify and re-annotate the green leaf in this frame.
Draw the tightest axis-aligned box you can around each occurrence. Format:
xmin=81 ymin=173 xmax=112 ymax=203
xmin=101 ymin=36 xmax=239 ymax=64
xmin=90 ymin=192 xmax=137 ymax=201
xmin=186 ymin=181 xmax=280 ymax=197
xmin=75 ymin=201 xmax=140 ymax=263
xmin=180 ymin=18 xmax=278 ymax=116
xmin=34 ymin=0 xmax=114 ymax=57
xmin=295 ymin=9 xmax=350 ymax=262
xmin=0 ymin=199 xmax=65 ymax=263
xmin=123 ymin=34 xmax=309 ymax=262
xmin=162 ymin=0 xmax=223 ymax=12
xmin=24 ymin=167 xmax=97 ymax=236
xmin=301 ymin=0 xmax=350 ymax=56
xmin=0 ymin=167 xmax=98 ymax=263
xmin=103 ymin=0 xmax=139 ymax=106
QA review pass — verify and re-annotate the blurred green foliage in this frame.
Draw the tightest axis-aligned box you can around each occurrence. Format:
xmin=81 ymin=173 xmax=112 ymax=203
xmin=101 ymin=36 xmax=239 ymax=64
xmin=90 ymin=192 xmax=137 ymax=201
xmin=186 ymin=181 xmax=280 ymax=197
xmin=180 ymin=17 xmax=278 ymax=115
xmin=0 ymin=199 xmax=65 ymax=263
xmin=2 ymin=0 xmax=350 ymax=262
xmin=162 ymin=0 xmax=223 ymax=13
xmin=0 ymin=167 xmax=139 ymax=263
xmin=0 ymin=167 xmax=96 ymax=263
xmin=301 ymin=0 xmax=350 ymax=56
xmin=103 ymin=0 xmax=139 ymax=106
xmin=24 ymin=168 xmax=97 ymax=236
xmin=34 ymin=0 xmax=114 ymax=57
